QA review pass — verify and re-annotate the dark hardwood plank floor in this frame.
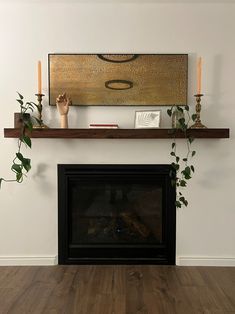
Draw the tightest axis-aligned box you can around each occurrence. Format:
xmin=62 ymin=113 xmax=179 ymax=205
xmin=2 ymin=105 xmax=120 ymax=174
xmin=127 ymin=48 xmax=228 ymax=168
xmin=0 ymin=266 xmax=234 ymax=314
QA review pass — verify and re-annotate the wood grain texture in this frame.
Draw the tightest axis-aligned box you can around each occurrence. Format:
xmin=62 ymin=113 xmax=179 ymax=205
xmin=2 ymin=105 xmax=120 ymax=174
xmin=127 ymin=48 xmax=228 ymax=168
xmin=4 ymin=128 xmax=230 ymax=139
xmin=0 ymin=266 xmax=234 ymax=313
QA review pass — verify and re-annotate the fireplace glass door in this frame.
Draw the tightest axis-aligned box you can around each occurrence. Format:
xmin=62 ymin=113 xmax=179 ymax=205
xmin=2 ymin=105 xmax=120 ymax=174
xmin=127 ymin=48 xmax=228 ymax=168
xmin=70 ymin=179 xmax=163 ymax=245
xmin=58 ymin=165 xmax=176 ymax=264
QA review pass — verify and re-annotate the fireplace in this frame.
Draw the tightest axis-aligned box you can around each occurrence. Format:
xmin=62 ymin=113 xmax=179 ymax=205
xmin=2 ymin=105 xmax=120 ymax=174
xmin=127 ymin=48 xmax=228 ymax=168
xmin=58 ymin=164 xmax=176 ymax=264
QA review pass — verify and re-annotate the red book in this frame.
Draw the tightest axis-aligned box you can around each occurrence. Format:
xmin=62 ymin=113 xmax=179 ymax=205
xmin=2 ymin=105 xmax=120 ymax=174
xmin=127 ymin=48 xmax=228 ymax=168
xmin=89 ymin=123 xmax=119 ymax=129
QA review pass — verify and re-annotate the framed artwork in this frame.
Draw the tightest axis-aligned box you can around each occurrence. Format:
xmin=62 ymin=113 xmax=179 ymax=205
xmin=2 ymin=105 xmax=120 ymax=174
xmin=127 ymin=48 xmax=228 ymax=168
xmin=135 ymin=110 xmax=161 ymax=129
xmin=48 ymin=54 xmax=188 ymax=106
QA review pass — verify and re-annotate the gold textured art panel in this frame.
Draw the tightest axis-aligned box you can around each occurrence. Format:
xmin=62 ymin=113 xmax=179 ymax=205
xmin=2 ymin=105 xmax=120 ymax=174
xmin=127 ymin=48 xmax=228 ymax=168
xmin=49 ymin=54 xmax=188 ymax=106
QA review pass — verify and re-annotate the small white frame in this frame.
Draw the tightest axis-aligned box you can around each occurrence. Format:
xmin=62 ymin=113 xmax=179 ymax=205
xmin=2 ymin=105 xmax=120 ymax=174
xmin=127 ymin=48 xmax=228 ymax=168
xmin=135 ymin=110 xmax=161 ymax=129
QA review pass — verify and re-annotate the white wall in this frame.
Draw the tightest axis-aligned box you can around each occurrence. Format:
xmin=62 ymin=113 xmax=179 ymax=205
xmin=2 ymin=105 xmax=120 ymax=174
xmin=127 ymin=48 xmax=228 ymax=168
xmin=0 ymin=1 xmax=234 ymax=266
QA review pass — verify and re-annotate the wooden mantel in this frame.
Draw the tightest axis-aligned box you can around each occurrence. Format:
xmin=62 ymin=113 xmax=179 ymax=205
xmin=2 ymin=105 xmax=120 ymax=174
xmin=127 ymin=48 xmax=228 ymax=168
xmin=4 ymin=128 xmax=230 ymax=139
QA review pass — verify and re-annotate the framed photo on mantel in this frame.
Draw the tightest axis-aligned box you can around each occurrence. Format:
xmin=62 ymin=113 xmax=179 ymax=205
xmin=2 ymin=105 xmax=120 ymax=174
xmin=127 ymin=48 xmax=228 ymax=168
xmin=135 ymin=110 xmax=161 ymax=129
xmin=48 ymin=54 xmax=188 ymax=106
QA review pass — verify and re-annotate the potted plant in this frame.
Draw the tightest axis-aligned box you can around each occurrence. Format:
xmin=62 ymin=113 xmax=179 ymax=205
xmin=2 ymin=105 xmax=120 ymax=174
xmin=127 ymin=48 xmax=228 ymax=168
xmin=0 ymin=92 xmax=38 ymax=188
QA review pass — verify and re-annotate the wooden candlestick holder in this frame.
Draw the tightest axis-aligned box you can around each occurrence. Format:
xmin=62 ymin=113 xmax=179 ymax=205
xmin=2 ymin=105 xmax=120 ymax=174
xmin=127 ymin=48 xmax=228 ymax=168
xmin=190 ymin=94 xmax=207 ymax=129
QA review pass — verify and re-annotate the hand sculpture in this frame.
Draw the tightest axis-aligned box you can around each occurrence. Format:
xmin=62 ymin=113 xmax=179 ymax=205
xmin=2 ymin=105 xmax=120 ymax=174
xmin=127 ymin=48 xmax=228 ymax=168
xmin=56 ymin=93 xmax=72 ymax=128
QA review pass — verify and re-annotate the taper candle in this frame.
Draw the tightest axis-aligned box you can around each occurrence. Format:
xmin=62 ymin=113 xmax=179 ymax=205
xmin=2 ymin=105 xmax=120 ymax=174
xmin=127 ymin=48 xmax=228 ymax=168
xmin=38 ymin=61 xmax=42 ymax=94
xmin=197 ymin=57 xmax=202 ymax=94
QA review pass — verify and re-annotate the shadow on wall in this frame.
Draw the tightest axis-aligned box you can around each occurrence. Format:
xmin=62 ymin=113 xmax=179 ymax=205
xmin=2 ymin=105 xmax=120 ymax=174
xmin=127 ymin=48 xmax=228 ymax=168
xmin=32 ymin=163 xmax=54 ymax=195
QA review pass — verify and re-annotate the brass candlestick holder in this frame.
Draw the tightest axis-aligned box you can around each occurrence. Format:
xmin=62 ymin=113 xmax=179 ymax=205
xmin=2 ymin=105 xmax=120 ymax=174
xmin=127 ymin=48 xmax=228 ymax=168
xmin=190 ymin=94 xmax=207 ymax=129
xmin=33 ymin=93 xmax=49 ymax=129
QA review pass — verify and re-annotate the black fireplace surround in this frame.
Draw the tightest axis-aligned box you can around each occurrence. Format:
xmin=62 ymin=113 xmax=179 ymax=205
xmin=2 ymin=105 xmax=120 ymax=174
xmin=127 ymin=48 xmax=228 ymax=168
xmin=58 ymin=164 xmax=176 ymax=265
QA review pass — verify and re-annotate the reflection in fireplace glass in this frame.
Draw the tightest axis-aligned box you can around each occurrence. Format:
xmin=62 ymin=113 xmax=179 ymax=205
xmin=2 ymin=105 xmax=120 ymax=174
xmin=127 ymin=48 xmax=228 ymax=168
xmin=69 ymin=181 xmax=162 ymax=245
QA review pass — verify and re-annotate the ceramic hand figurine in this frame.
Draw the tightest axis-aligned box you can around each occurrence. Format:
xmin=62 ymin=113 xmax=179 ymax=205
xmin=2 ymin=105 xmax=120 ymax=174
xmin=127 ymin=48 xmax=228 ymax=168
xmin=56 ymin=93 xmax=72 ymax=128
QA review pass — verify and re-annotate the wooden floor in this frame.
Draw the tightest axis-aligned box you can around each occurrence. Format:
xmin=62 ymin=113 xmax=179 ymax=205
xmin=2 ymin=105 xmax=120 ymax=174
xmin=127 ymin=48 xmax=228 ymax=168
xmin=0 ymin=266 xmax=235 ymax=314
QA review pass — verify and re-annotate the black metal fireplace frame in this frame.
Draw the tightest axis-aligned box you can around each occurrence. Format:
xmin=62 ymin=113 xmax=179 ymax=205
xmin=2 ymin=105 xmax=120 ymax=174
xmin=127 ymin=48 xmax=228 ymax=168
xmin=58 ymin=164 xmax=176 ymax=265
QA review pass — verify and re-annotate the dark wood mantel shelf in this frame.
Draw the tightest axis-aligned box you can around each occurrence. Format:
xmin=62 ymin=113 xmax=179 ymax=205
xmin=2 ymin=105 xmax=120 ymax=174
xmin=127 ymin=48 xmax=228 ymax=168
xmin=4 ymin=128 xmax=230 ymax=139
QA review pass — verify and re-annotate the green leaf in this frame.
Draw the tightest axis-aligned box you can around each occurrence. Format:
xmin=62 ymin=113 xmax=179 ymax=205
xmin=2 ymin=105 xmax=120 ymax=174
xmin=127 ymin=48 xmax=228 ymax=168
xmin=29 ymin=101 xmax=38 ymax=108
xmin=184 ymin=173 xmax=192 ymax=180
xmin=17 ymin=99 xmax=23 ymax=106
xmin=192 ymin=151 xmax=196 ymax=157
xmin=191 ymin=165 xmax=195 ymax=172
xmin=26 ymin=101 xmax=33 ymax=106
xmin=179 ymin=196 xmax=188 ymax=207
xmin=167 ymin=109 xmax=172 ymax=117
xmin=26 ymin=107 xmax=34 ymax=113
xmin=25 ymin=120 xmax=33 ymax=132
xmin=176 ymin=156 xmax=180 ymax=163
xmin=171 ymin=163 xmax=180 ymax=171
xmin=22 ymin=114 xmax=30 ymax=123
xmin=188 ymin=137 xmax=194 ymax=144
xmin=178 ymin=118 xmax=186 ymax=127
xmin=16 ymin=172 xmax=23 ymax=182
xmin=180 ymin=180 xmax=187 ymax=187
xmin=21 ymin=136 xmax=32 ymax=148
xmin=11 ymin=164 xmax=22 ymax=174
xmin=183 ymin=158 xmax=187 ymax=162
xmin=185 ymin=105 xmax=189 ymax=111
xmin=32 ymin=117 xmax=41 ymax=125
xmin=16 ymin=152 xmax=24 ymax=161
xmin=17 ymin=92 xmax=24 ymax=100
xmin=31 ymin=101 xmax=37 ymax=106
xmin=22 ymin=158 xmax=31 ymax=172
xmin=171 ymin=142 xmax=175 ymax=149
xmin=177 ymin=106 xmax=183 ymax=113
xmin=185 ymin=166 xmax=191 ymax=175
xmin=175 ymin=201 xmax=182 ymax=208
xmin=170 ymin=152 xmax=176 ymax=156
xmin=181 ymin=167 xmax=191 ymax=180
xmin=26 ymin=102 xmax=37 ymax=111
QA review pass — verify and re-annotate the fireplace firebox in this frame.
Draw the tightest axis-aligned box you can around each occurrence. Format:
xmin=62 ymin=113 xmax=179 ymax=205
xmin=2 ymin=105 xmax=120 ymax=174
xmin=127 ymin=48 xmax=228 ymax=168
xmin=58 ymin=164 xmax=176 ymax=264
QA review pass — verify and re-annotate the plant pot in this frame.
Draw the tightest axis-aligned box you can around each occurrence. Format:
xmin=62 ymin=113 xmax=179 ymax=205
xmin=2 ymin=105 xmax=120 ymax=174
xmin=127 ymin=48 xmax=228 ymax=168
xmin=14 ymin=113 xmax=30 ymax=129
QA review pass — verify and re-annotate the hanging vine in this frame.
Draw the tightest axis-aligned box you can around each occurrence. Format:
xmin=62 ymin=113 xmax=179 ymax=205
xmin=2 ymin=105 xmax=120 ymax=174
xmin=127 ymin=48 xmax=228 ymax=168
xmin=167 ymin=105 xmax=197 ymax=208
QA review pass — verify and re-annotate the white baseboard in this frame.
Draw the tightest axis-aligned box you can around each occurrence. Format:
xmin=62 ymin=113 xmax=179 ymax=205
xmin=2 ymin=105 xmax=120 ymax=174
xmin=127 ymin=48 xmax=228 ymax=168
xmin=177 ymin=256 xmax=235 ymax=266
xmin=1 ymin=256 xmax=234 ymax=267
xmin=0 ymin=256 xmax=58 ymax=266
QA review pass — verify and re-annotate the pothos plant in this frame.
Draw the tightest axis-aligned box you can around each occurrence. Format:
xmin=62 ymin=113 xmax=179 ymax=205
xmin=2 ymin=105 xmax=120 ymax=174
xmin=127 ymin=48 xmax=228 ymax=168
xmin=167 ymin=105 xmax=197 ymax=208
xmin=0 ymin=92 xmax=38 ymax=188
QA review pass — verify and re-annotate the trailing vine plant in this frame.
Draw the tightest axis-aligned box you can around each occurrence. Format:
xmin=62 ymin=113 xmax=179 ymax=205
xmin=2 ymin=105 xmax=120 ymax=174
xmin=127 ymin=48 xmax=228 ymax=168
xmin=167 ymin=105 xmax=197 ymax=208
xmin=0 ymin=92 xmax=38 ymax=188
